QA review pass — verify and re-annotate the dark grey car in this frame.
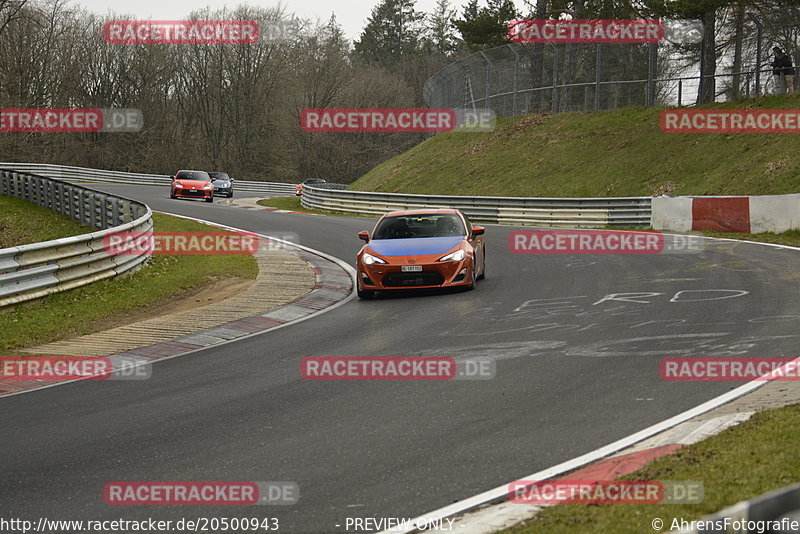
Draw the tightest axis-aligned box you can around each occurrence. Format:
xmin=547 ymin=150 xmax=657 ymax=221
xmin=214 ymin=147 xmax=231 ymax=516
xmin=208 ymin=172 xmax=234 ymax=198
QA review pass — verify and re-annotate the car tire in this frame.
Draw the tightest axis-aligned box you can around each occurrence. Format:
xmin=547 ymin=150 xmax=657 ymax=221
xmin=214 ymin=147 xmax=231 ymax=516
xmin=477 ymin=251 xmax=486 ymax=280
xmin=170 ymin=191 xmax=177 ymax=199
xmin=467 ymin=264 xmax=477 ymax=290
xmin=205 ymin=197 xmax=213 ymax=203
xmin=228 ymin=192 xmax=233 ymax=198
xmin=357 ymin=288 xmax=374 ymax=299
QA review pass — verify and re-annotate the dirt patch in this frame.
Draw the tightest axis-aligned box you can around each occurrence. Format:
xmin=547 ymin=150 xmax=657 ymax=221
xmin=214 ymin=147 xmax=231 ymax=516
xmin=88 ymin=277 xmax=254 ymax=332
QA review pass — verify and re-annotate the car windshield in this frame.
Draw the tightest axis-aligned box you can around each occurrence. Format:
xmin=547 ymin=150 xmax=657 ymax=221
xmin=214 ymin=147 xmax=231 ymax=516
xmin=209 ymin=172 xmax=229 ymax=181
xmin=373 ymin=214 xmax=466 ymax=239
xmin=176 ymin=171 xmax=211 ymax=181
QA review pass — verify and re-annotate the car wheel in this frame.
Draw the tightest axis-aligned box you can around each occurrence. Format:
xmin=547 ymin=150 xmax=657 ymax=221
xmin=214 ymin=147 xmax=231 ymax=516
xmin=467 ymin=264 xmax=477 ymax=290
xmin=205 ymin=197 xmax=213 ymax=203
xmin=228 ymin=192 xmax=234 ymax=198
xmin=477 ymin=250 xmax=486 ymax=280
xmin=357 ymin=288 xmax=374 ymax=299
xmin=170 ymin=191 xmax=177 ymax=199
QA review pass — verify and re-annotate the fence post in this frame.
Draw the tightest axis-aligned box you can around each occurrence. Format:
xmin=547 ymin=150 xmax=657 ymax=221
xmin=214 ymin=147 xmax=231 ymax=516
xmin=551 ymin=44 xmax=558 ymax=114
xmin=698 ymin=34 xmax=706 ymax=104
xmin=747 ymin=13 xmax=762 ymax=96
xmin=647 ymin=42 xmax=656 ymax=106
xmin=509 ymin=44 xmax=520 ymax=116
xmin=677 ymin=79 xmax=683 ymax=106
xmin=595 ymin=44 xmax=602 ymax=111
xmin=480 ymin=51 xmax=490 ymax=109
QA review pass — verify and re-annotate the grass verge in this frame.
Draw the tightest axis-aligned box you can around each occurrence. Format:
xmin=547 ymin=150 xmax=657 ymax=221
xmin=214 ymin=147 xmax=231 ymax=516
xmin=507 ymin=404 xmax=800 ymax=534
xmin=0 ymin=211 xmax=257 ymax=351
xmin=257 ymin=196 xmax=371 ymax=218
xmin=0 ymin=195 xmax=94 ymax=248
xmin=698 ymin=229 xmax=800 ymax=248
xmin=351 ymin=93 xmax=800 ymax=197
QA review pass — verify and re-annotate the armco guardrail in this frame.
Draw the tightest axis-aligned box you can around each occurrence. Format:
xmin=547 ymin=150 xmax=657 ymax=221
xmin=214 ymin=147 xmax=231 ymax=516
xmin=301 ymin=186 xmax=651 ymax=227
xmin=0 ymin=170 xmax=152 ymax=308
xmin=0 ymin=163 xmax=298 ymax=196
xmin=677 ymin=482 xmax=800 ymax=533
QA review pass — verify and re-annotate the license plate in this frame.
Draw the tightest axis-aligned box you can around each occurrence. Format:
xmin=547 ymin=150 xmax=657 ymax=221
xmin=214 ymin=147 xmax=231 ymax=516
xmin=401 ymin=265 xmax=422 ymax=272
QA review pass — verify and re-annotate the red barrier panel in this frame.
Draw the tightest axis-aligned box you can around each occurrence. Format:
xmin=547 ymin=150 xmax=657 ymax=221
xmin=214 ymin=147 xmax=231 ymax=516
xmin=692 ymin=197 xmax=750 ymax=233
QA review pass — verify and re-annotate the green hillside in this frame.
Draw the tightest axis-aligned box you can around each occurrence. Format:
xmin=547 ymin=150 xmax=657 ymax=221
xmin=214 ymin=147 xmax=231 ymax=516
xmin=350 ymin=94 xmax=800 ymax=197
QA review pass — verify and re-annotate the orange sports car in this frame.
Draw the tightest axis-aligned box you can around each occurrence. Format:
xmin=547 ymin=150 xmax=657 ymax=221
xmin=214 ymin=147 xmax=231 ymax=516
xmin=170 ymin=170 xmax=214 ymax=203
xmin=356 ymin=209 xmax=485 ymax=299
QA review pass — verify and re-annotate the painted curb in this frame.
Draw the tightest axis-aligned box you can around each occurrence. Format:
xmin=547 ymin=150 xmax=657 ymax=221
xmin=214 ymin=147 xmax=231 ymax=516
xmin=0 ymin=214 xmax=355 ymax=398
xmin=380 ymin=235 xmax=800 ymax=534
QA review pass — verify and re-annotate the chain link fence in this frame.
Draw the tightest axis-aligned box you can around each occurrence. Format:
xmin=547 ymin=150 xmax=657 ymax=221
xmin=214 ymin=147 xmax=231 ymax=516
xmin=424 ymin=17 xmax=796 ymax=118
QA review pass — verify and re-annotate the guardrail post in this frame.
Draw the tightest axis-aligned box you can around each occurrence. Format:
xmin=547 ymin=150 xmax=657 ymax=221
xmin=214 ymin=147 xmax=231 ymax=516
xmin=97 ymin=193 xmax=109 ymax=228
xmin=109 ymin=197 xmax=121 ymax=225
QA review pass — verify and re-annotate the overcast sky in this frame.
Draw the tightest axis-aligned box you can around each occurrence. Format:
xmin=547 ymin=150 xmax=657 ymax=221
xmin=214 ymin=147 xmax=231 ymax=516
xmin=71 ymin=0 xmax=480 ymax=41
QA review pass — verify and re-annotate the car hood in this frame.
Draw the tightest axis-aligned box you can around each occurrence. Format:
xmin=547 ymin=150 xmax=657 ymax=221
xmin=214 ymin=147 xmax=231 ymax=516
xmin=367 ymin=237 xmax=463 ymax=257
xmin=174 ymin=179 xmax=211 ymax=187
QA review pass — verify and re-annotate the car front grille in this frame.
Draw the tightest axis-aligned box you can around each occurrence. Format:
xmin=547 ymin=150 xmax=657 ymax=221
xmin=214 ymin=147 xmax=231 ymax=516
xmin=182 ymin=189 xmax=205 ymax=197
xmin=382 ymin=271 xmax=444 ymax=287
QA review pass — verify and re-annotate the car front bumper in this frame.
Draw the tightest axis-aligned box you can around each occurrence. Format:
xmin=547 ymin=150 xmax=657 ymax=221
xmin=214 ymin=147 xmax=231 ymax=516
xmin=357 ymin=259 xmax=473 ymax=290
xmin=173 ymin=188 xmax=213 ymax=199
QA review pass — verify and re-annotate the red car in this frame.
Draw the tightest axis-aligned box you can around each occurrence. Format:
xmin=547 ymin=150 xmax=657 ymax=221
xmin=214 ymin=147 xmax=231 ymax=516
xmin=356 ymin=209 xmax=485 ymax=299
xmin=170 ymin=170 xmax=214 ymax=203
xmin=295 ymin=178 xmax=326 ymax=196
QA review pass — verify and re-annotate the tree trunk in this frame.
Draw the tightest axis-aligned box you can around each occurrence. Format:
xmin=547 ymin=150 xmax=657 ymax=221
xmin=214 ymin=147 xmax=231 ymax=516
xmin=731 ymin=1 xmax=745 ymax=99
xmin=530 ymin=0 xmax=547 ymax=112
xmin=698 ymin=6 xmax=717 ymax=105
xmin=561 ymin=0 xmax=584 ymax=110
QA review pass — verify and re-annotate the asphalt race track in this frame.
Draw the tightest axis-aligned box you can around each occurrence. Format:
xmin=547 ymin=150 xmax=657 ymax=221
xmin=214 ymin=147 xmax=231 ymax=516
xmin=3 ymin=184 xmax=799 ymax=533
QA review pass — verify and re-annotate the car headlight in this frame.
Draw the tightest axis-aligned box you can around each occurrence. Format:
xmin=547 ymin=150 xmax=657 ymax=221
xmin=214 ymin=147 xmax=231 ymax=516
xmin=174 ymin=182 xmax=184 ymax=188
xmin=362 ymin=253 xmax=387 ymax=265
xmin=203 ymin=184 xmax=213 ymax=190
xmin=437 ymin=249 xmax=466 ymax=262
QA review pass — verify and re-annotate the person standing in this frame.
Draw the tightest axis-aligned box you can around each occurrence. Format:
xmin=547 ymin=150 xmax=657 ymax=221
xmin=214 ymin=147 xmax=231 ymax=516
xmin=771 ymin=47 xmax=795 ymax=94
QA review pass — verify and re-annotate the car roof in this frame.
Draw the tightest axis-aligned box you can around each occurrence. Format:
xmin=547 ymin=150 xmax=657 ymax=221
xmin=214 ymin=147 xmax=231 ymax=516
xmin=176 ymin=170 xmax=209 ymax=174
xmin=382 ymin=209 xmax=461 ymax=217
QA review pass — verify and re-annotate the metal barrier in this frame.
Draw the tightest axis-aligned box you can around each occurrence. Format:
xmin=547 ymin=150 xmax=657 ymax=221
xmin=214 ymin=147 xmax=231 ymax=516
xmin=677 ymin=482 xmax=800 ymax=533
xmin=301 ymin=186 xmax=651 ymax=227
xmin=0 ymin=170 xmax=153 ymax=308
xmin=0 ymin=163 xmax=298 ymax=196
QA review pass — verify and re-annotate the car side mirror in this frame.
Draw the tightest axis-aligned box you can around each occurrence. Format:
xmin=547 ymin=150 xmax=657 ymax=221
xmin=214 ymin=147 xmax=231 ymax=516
xmin=229 ymin=178 xmax=234 ymax=182
xmin=472 ymin=225 xmax=485 ymax=236
xmin=358 ymin=231 xmax=370 ymax=242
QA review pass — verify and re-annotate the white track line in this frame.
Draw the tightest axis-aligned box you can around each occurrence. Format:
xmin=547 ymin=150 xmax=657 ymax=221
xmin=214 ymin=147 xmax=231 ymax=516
xmin=381 ymin=232 xmax=800 ymax=534
xmin=2 ymin=212 xmax=356 ymax=399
